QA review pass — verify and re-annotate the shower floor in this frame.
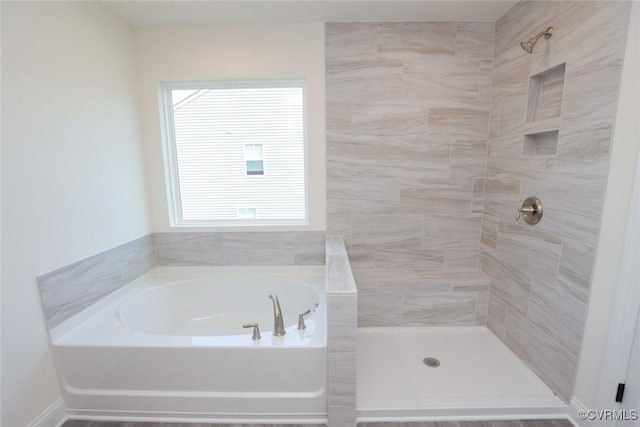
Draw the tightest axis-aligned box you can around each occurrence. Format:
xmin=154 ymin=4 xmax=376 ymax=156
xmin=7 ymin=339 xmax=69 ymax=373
xmin=357 ymin=326 xmax=567 ymax=421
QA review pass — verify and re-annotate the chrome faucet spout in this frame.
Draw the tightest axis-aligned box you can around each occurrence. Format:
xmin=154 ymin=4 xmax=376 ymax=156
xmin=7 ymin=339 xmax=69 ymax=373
xmin=269 ymin=294 xmax=286 ymax=336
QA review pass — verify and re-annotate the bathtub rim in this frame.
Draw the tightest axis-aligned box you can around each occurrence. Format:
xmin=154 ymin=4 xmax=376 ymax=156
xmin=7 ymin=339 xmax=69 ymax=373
xmin=49 ymin=265 xmax=327 ymax=348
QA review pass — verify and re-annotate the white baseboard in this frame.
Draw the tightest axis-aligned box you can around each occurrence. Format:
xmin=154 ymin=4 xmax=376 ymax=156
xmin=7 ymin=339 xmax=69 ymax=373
xmin=569 ymin=398 xmax=594 ymax=427
xmin=27 ymin=398 xmax=67 ymax=427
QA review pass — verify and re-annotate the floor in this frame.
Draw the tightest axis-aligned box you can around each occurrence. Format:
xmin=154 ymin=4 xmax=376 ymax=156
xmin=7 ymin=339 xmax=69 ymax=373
xmin=63 ymin=421 xmax=572 ymax=427
xmin=357 ymin=327 xmax=566 ymax=420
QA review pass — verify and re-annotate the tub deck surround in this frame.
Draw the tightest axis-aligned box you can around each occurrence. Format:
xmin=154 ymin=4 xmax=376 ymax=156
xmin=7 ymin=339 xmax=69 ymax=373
xmin=326 ymin=236 xmax=358 ymax=427
xmin=153 ymin=231 xmax=326 ymax=266
xmin=482 ymin=0 xmax=632 ymax=403
xmin=326 ymin=21 xmax=494 ymax=328
xmin=51 ymin=266 xmax=328 ymax=422
xmin=37 ymin=235 xmax=156 ymax=329
xmin=37 ymin=231 xmax=325 ymax=330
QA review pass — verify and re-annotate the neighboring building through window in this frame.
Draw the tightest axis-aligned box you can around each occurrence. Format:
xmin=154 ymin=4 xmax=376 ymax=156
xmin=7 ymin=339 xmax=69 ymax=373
xmin=244 ymin=144 xmax=264 ymax=175
xmin=160 ymin=80 xmax=307 ymax=226
xmin=238 ymin=207 xmax=257 ymax=219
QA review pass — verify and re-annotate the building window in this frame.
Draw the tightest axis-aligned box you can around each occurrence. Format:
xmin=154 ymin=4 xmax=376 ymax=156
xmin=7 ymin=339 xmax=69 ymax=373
xmin=160 ymin=80 xmax=307 ymax=226
xmin=244 ymin=144 xmax=264 ymax=175
xmin=238 ymin=207 xmax=257 ymax=219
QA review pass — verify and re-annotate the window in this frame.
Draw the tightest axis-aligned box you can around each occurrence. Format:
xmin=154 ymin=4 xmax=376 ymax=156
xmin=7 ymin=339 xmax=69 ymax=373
xmin=244 ymin=144 xmax=264 ymax=175
xmin=160 ymin=80 xmax=307 ymax=226
xmin=238 ymin=208 xmax=257 ymax=219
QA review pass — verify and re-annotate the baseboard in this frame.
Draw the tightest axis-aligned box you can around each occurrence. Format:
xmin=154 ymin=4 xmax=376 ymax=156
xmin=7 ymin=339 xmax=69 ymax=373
xmin=568 ymin=398 xmax=594 ymax=427
xmin=27 ymin=398 xmax=67 ymax=427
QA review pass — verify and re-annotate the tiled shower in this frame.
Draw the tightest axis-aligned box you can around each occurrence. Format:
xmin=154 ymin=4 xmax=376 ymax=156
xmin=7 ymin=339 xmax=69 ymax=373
xmin=326 ymin=0 xmax=631 ymax=404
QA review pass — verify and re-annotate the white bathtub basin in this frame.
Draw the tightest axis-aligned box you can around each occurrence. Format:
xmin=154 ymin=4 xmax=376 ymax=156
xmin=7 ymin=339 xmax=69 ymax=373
xmin=119 ymin=277 xmax=320 ymax=336
xmin=50 ymin=266 xmax=327 ymax=423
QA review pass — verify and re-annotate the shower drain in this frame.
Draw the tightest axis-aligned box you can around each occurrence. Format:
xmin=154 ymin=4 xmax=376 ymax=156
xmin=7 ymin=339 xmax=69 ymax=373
xmin=423 ymin=357 xmax=440 ymax=368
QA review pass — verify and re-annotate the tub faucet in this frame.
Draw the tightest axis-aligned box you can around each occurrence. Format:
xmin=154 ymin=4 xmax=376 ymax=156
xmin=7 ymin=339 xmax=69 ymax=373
xmin=269 ymin=294 xmax=286 ymax=336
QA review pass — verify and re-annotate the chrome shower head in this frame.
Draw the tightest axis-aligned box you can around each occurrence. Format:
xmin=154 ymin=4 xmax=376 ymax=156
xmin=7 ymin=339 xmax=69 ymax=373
xmin=520 ymin=26 xmax=554 ymax=54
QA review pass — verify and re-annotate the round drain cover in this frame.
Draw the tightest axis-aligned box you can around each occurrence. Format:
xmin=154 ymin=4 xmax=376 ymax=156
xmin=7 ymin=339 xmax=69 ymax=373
xmin=423 ymin=357 xmax=440 ymax=367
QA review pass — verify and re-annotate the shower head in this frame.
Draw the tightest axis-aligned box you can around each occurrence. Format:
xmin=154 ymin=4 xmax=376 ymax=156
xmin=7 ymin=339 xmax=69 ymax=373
xmin=520 ymin=26 xmax=554 ymax=53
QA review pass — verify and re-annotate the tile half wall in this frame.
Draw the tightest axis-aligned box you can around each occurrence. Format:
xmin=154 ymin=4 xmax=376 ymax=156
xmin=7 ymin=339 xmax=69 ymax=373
xmin=37 ymin=231 xmax=325 ymax=329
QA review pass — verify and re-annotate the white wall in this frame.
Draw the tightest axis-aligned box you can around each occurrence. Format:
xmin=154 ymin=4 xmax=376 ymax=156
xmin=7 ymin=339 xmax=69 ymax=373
xmin=135 ymin=22 xmax=326 ymax=232
xmin=1 ymin=2 xmax=150 ymax=426
xmin=573 ymin=2 xmax=640 ymax=410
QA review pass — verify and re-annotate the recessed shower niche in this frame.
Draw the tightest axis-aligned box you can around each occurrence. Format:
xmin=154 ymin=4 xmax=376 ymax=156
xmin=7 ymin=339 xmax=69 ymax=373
xmin=523 ymin=62 xmax=566 ymax=156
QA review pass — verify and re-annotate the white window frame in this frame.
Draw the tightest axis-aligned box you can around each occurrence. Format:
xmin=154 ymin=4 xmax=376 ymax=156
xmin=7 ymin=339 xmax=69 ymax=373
xmin=158 ymin=79 xmax=309 ymax=227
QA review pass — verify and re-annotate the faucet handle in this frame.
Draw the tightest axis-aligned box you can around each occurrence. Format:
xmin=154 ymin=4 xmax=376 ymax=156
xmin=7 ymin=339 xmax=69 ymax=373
xmin=242 ymin=323 xmax=261 ymax=340
xmin=297 ymin=309 xmax=312 ymax=330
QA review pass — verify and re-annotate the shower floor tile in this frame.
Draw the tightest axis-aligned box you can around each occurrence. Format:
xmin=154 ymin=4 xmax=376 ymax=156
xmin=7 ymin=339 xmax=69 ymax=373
xmin=357 ymin=326 xmax=566 ymax=421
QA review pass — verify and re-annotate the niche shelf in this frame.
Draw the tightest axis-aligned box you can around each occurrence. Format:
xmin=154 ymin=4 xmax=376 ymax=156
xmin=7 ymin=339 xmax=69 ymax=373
xmin=523 ymin=63 xmax=566 ymax=157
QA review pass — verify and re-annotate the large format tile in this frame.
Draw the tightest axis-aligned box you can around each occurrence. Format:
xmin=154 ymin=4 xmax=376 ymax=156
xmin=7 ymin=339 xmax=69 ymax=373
xmin=401 ymin=292 xmax=478 ymax=326
xmin=38 ymin=247 xmax=122 ymax=329
xmin=351 ymin=101 xmax=427 ymax=137
xmin=327 ymin=60 xmax=404 ymax=103
xmin=118 ymin=235 xmax=156 ymax=285
xmin=351 ymin=215 xmax=423 ymax=251
xmin=404 ymin=56 xmax=482 ymax=103
xmin=480 ymin=251 xmax=530 ymax=315
xmin=153 ymin=232 xmax=224 ymax=265
xmin=455 ymin=22 xmax=495 ymax=59
xmin=400 ymin=178 xmax=473 ymax=214
xmin=326 ymin=23 xmax=378 ymax=61
xmin=504 ymin=310 xmax=578 ymax=402
xmin=557 ymin=239 xmax=595 ymax=303
xmin=527 ymin=280 xmax=587 ymax=358
xmin=377 ymin=22 xmax=455 ymax=59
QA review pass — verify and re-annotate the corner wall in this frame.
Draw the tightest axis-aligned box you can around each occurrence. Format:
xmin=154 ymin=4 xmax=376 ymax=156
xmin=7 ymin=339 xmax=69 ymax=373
xmin=1 ymin=2 xmax=150 ymax=425
xmin=482 ymin=0 xmax=631 ymax=402
xmin=325 ymin=22 xmax=494 ymax=327
xmin=134 ymin=22 xmax=326 ymax=233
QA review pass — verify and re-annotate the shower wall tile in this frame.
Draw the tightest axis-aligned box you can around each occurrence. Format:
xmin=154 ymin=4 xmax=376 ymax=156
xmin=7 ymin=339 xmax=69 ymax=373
xmin=154 ymin=232 xmax=326 ymax=266
xmin=326 ymin=23 xmax=378 ymax=61
xmin=401 ymin=292 xmax=478 ymax=326
xmin=326 ymin=21 xmax=494 ymax=327
xmin=399 ymin=178 xmax=474 ymax=214
xmin=483 ymin=0 xmax=631 ymax=403
xmin=487 ymin=292 xmax=508 ymax=339
xmin=557 ymin=239 xmax=595 ymax=303
xmin=329 ymin=351 xmax=357 ymax=406
xmin=481 ymin=215 xmax=498 ymax=250
xmin=356 ymin=270 xmax=490 ymax=327
xmin=455 ymin=22 xmax=495 ymax=59
xmin=378 ymin=22 xmax=455 ymax=59
xmin=443 ymin=248 xmax=479 ymax=272
xmin=326 ymin=236 xmax=358 ymax=427
xmin=450 ymin=139 xmax=489 ymax=178
xmin=38 ymin=235 xmax=156 ymax=329
xmin=527 ymin=280 xmax=587 ymax=357
xmin=374 ymin=249 xmax=443 ymax=270
xmin=351 ymin=215 xmax=423 ymax=251
xmin=326 ymin=60 xmax=404 ymax=103
xmin=504 ymin=310 xmax=578 ymax=402
xmin=328 ymin=294 xmax=358 ymax=353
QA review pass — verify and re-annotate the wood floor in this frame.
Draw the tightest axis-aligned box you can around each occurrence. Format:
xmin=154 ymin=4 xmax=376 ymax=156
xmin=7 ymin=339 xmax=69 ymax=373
xmin=63 ymin=419 xmax=573 ymax=427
